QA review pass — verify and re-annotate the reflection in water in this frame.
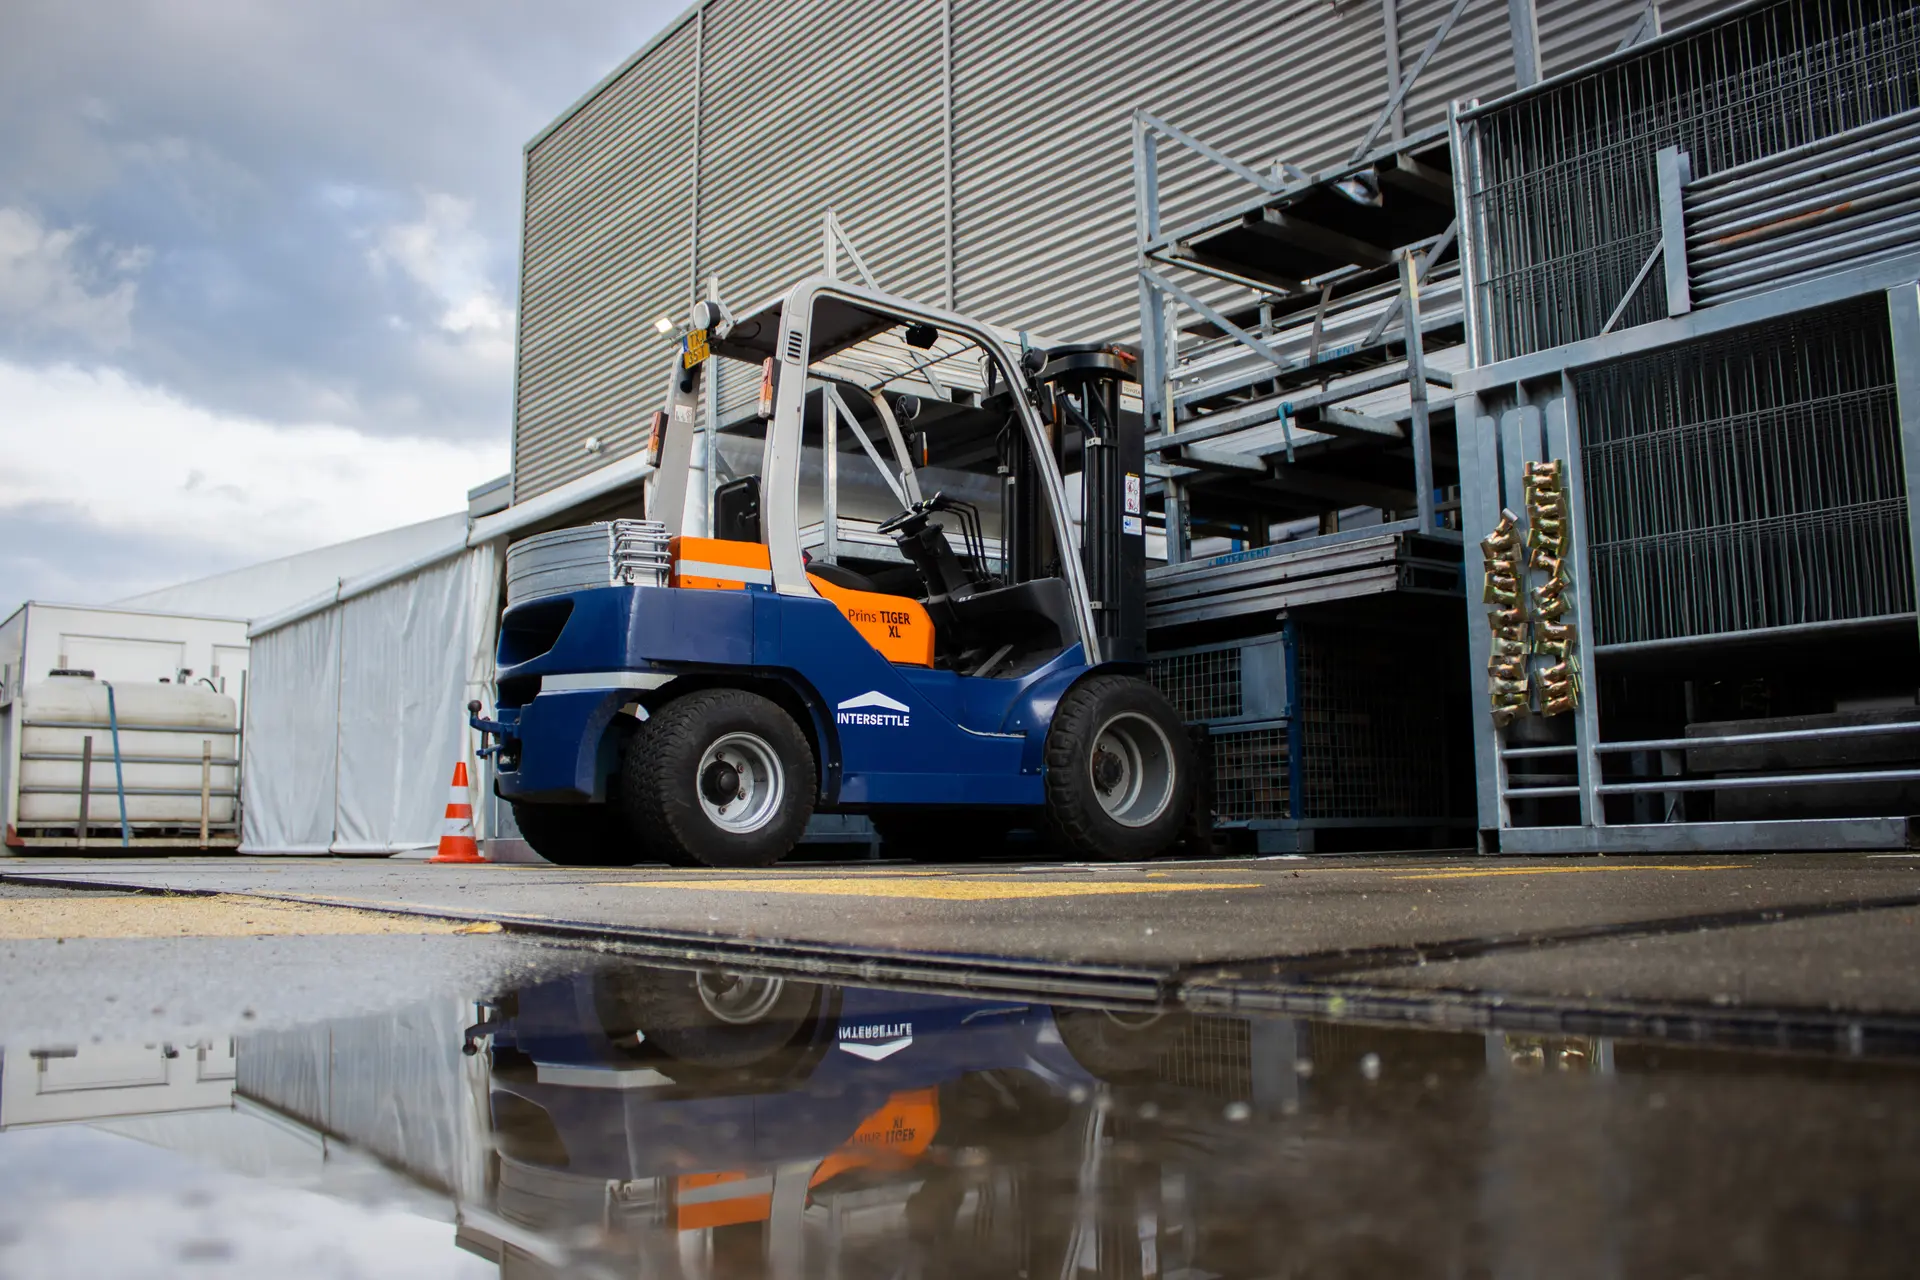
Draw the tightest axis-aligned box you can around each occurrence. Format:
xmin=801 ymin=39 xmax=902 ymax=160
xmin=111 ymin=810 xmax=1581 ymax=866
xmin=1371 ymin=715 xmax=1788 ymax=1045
xmin=6 ymin=961 xmax=1920 ymax=1277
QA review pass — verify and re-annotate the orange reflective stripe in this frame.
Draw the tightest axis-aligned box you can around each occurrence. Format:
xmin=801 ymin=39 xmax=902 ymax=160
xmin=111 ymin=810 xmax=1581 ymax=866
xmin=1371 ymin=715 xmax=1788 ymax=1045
xmin=808 ymin=575 xmax=936 ymax=668
xmin=674 ymin=1170 xmax=772 ymax=1229
xmin=670 ymin=536 xmax=772 ymax=591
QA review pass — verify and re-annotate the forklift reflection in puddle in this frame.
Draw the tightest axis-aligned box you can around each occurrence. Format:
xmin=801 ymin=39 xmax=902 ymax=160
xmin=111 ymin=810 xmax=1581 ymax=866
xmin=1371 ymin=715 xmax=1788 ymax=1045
xmin=459 ymin=962 xmax=1212 ymax=1278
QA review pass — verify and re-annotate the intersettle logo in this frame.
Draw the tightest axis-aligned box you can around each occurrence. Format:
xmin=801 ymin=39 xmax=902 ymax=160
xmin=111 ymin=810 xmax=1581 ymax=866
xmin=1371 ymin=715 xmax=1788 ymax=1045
xmin=836 ymin=690 xmax=910 ymax=728
xmin=838 ymin=1021 xmax=913 ymax=1061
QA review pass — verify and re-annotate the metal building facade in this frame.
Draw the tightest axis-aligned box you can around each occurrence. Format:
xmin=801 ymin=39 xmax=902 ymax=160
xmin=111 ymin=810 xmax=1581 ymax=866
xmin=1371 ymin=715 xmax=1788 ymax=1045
xmin=512 ymin=0 xmax=1736 ymax=503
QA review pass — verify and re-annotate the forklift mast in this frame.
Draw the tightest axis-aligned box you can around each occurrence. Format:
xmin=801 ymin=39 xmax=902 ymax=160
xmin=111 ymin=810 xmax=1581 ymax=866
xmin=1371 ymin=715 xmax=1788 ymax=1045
xmin=1041 ymin=344 xmax=1146 ymax=666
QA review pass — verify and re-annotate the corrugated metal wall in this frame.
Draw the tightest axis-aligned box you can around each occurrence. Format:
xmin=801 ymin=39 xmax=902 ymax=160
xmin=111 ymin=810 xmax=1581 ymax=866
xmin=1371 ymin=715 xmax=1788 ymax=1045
xmin=950 ymin=0 xmax=1389 ymax=346
xmin=696 ymin=0 xmax=948 ymax=307
xmin=515 ymin=23 xmax=697 ymax=501
xmin=512 ymin=0 xmax=1746 ymax=503
xmin=1537 ymin=0 xmax=1647 ymax=77
xmin=1395 ymin=0 xmax=1516 ymax=130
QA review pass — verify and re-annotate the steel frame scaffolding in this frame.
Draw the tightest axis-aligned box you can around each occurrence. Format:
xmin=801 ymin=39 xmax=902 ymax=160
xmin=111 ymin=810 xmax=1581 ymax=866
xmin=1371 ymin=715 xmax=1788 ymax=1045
xmin=1132 ymin=113 xmax=1463 ymax=565
xmin=1124 ymin=1 xmax=1567 ymax=851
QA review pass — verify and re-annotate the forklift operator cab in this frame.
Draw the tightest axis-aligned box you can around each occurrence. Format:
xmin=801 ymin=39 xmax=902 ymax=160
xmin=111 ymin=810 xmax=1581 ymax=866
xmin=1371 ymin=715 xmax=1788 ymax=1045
xmin=479 ymin=278 xmax=1195 ymax=869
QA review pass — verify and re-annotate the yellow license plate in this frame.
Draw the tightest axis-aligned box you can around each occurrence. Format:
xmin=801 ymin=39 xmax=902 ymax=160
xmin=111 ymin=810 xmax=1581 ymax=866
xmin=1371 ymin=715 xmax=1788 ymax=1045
xmin=682 ymin=328 xmax=710 ymax=368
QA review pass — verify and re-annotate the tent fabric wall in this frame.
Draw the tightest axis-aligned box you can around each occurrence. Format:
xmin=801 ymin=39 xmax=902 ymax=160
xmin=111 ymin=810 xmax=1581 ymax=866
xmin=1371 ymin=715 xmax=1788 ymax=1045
xmin=240 ymin=606 xmax=341 ymax=854
xmin=241 ymin=542 xmax=500 ymax=855
xmin=235 ymin=999 xmax=491 ymax=1201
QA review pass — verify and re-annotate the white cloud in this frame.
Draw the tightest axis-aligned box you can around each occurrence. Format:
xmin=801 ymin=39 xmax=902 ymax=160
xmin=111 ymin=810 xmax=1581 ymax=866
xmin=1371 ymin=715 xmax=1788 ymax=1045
xmin=0 ymin=1175 xmax=490 ymax=1280
xmin=372 ymin=192 xmax=514 ymax=355
xmin=0 ymin=359 xmax=506 ymax=560
xmin=0 ymin=206 xmax=143 ymax=349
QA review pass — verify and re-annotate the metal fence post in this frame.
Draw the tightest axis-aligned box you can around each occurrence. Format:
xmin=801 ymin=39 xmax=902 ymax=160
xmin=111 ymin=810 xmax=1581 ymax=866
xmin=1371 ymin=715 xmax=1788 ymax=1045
xmin=1889 ymin=284 xmax=1920 ymax=651
xmin=1399 ymin=249 xmax=1436 ymax=531
xmin=77 ymin=735 xmax=92 ymax=850
xmin=1656 ymin=147 xmax=1692 ymax=316
xmin=199 ymin=739 xmax=212 ymax=849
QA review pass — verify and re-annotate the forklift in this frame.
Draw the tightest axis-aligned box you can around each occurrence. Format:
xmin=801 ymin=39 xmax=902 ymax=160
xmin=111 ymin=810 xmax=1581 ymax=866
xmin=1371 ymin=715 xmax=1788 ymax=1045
xmin=473 ymin=277 xmax=1194 ymax=867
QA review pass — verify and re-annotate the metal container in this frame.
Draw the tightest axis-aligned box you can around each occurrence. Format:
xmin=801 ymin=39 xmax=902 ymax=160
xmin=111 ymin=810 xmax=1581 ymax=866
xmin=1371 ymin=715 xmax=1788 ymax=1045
xmin=505 ymin=521 xmax=671 ymax=608
xmin=16 ymin=672 xmax=238 ymax=836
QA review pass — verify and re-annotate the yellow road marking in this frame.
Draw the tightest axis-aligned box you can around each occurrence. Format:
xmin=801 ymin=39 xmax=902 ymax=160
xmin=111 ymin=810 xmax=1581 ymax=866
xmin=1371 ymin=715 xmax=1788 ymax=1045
xmin=1393 ymin=864 xmax=1743 ymax=882
xmin=0 ymin=894 xmax=490 ymax=939
xmin=613 ymin=877 xmax=1258 ymax=901
xmin=225 ymin=891 xmax=558 ymax=923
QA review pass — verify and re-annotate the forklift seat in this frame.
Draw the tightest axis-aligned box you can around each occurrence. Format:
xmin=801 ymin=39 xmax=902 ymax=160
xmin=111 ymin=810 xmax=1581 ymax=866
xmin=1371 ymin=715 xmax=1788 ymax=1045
xmin=938 ymin=576 xmax=1074 ymax=663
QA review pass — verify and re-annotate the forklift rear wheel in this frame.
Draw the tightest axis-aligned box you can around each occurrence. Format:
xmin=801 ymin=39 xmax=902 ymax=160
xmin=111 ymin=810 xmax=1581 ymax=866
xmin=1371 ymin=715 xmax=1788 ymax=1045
xmin=624 ymin=689 xmax=817 ymax=868
xmin=1050 ymin=1006 xmax=1189 ymax=1082
xmin=595 ymin=966 xmax=821 ymax=1074
xmin=1043 ymin=675 xmax=1194 ymax=861
xmin=509 ymin=801 xmax=634 ymax=866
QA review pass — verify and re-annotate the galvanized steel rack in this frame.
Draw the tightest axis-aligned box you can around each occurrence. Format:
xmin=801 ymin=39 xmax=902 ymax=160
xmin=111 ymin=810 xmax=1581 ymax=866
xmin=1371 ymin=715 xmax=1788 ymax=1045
xmin=1148 ymin=606 xmax=1471 ymax=853
xmin=1452 ymin=0 xmax=1920 ymax=853
xmin=1127 ymin=6 xmax=1505 ymax=851
xmin=1133 ymin=114 xmax=1466 ymax=559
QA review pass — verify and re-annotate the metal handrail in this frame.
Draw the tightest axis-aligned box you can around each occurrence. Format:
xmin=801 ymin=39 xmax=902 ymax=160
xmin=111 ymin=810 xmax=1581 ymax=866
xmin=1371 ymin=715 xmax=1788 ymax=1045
xmin=1509 ymin=767 xmax=1920 ymax=798
xmin=21 ymin=720 xmax=239 ymax=734
xmin=23 ymin=751 xmax=237 ymax=766
xmin=1596 ymin=769 xmax=1920 ymax=795
xmin=23 ymin=785 xmax=239 ymax=799
xmin=1503 ymin=720 xmax=1920 ymax=760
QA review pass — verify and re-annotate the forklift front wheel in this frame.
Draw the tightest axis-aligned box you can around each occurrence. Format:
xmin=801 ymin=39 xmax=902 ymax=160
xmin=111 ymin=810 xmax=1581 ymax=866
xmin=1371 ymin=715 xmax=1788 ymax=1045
xmin=1044 ymin=675 xmax=1194 ymax=861
xmin=624 ymin=689 xmax=817 ymax=868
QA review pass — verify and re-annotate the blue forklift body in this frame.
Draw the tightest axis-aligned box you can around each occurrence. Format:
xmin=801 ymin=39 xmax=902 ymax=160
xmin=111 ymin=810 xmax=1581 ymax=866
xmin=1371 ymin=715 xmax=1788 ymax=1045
xmin=491 ymin=582 xmax=1110 ymax=809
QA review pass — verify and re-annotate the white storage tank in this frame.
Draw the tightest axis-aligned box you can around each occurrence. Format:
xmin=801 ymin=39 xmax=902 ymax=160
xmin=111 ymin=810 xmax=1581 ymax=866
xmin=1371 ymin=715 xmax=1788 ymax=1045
xmin=13 ymin=671 xmax=239 ymax=848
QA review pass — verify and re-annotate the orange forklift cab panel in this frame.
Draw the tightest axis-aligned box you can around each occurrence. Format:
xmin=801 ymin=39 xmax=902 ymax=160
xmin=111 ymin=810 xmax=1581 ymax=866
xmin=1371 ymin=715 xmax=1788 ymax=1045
xmin=806 ymin=574 xmax=936 ymax=668
xmin=668 ymin=536 xmax=936 ymax=668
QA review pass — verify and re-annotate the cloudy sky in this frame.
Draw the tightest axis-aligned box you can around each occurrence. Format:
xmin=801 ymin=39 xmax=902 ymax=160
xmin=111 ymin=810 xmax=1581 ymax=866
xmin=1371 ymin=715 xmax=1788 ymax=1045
xmin=0 ymin=0 xmax=683 ymax=606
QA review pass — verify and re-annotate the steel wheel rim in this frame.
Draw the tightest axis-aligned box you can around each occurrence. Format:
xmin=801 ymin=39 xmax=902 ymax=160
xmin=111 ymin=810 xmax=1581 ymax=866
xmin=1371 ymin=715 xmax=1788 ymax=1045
xmin=698 ymin=731 xmax=784 ymax=834
xmin=696 ymin=971 xmax=787 ymax=1025
xmin=1089 ymin=712 xmax=1175 ymax=828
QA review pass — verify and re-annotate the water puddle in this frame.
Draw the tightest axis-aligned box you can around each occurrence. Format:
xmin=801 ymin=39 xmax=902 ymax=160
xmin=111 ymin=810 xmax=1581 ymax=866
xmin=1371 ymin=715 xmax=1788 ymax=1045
xmin=4 ymin=956 xmax=1917 ymax=1276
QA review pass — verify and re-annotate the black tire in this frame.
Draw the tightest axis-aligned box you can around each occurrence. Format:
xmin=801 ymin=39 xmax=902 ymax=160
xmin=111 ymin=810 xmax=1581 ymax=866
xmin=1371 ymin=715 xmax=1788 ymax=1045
xmin=622 ymin=689 xmax=816 ymax=869
xmin=1051 ymin=1006 xmax=1188 ymax=1083
xmin=510 ymin=801 xmax=635 ymax=866
xmin=1043 ymin=675 xmax=1195 ymax=862
xmin=595 ymin=966 xmax=820 ymax=1074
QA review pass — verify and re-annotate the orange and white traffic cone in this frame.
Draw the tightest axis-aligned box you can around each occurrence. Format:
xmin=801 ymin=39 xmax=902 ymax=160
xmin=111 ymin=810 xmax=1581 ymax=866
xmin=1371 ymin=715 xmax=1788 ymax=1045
xmin=429 ymin=760 xmax=486 ymax=864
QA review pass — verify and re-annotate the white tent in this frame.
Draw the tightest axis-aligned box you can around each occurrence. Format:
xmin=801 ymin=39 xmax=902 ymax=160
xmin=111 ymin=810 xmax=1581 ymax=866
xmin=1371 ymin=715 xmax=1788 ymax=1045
xmin=116 ymin=514 xmax=471 ymax=622
xmin=241 ymin=539 xmax=499 ymax=855
xmin=239 ymin=454 xmax=660 ymax=856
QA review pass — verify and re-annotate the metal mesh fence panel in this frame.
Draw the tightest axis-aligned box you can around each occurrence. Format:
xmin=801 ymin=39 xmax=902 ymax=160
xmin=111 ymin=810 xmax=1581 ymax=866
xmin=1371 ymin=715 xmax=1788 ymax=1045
xmin=1467 ymin=0 xmax=1920 ymax=360
xmin=1153 ymin=1016 xmax=1253 ymax=1099
xmin=1211 ymin=726 xmax=1290 ymax=821
xmin=1148 ymin=646 xmax=1243 ymax=723
xmin=1576 ymin=296 xmax=1911 ymax=645
xmin=1295 ymin=622 xmax=1453 ymax=819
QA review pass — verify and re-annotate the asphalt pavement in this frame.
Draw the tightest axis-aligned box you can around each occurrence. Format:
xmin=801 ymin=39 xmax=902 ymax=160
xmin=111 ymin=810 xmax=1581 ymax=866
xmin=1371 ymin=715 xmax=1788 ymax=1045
xmin=8 ymin=851 xmax=1920 ymax=1053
